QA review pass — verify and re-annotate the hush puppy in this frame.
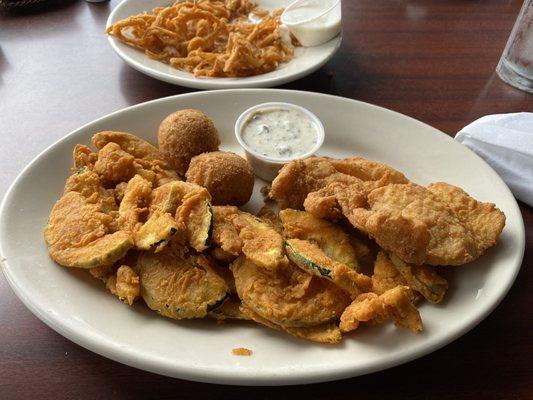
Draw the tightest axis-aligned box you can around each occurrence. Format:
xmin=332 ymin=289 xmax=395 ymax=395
xmin=186 ymin=151 xmax=254 ymax=206
xmin=158 ymin=109 xmax=220 ymax=175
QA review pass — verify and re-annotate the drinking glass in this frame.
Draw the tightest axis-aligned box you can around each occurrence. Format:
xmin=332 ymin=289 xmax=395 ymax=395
xmin=496 ymin=1 xmax=533 ymax=93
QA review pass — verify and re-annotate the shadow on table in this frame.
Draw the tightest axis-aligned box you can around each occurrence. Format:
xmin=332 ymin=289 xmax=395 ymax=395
xmin=0 ymin=46 xmax=8 ymax=87
xmin=0 ymin=0 xmax=77 ymax=16
xmin=119 ymin=63 xmax=192 ymax=105
xmin=85 ymin=0 xmax=110 ymax=22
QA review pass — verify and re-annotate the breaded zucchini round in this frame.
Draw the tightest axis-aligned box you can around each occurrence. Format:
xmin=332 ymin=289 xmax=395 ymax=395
xmin=158 ymin=109 xmax=220 ymax=175
xmin=137 ymin=250 xmax=229 ymax=319
xmin=186 ymin=151 xmax=254 ymax=206
xmin=231 ymin=256 xmax=350 ymax=328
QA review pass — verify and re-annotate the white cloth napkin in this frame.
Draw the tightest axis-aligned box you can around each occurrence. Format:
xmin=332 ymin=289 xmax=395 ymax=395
xmin=455 ymin=112 xmax=533 ymax=207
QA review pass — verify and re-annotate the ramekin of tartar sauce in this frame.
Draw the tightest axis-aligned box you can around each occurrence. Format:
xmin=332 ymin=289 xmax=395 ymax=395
xmin=235 ymin=102 xmax=325 ymax=181
xmin=281 ymin=0 xmax=342 ymax=47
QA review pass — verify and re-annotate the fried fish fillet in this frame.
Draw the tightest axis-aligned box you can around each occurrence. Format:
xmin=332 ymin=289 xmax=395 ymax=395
xmin=337 ymin=182 xmax=505 ymax=266
xmin=269 ymin=156 xmax=408 ymax=211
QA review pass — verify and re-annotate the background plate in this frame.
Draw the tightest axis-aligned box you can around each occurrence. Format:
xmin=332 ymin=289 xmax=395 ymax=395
xmin=0 ymin=89 xmax=524 ymax=385
xmin=106 ymin=0 xmax=342 ymax=89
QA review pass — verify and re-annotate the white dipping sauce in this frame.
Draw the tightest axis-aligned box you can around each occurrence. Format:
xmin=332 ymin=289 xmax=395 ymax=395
xmin=281 ymin=0 xmax=341 ymax=47
xmin=241 ymin=108 xmax=319 ymax=159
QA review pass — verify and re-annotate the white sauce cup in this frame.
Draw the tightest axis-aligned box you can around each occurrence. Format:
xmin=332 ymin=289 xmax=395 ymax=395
xmin=281 ymin=0 xmax=342 ymax=47
xmin=235 ymin=102 xmax=325 ymax=182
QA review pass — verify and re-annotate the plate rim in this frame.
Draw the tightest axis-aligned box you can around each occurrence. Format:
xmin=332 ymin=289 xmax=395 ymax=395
xmin=0 ymin=89 xmax=525 ymax=385
xmin=105 ymin=0 xmax=342 ymax=89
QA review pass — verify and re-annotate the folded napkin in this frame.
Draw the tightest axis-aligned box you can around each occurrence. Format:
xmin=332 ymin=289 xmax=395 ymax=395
xmin=455 ymin=112 xmax=533 ymax=207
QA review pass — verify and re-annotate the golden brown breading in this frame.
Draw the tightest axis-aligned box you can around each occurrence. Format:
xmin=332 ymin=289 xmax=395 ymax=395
xmin=114 ymin=182 xmax=128 ymax=204
xmin=92 ymin=131 xmax=166 ymax=163
xmin=240 ymin=305 xmax=342 ymax=344
xmin=158 ymin=109 xmax=220 ymax=175
xmin=209 ymin=295 xmax=250 ymax=321
xmin=212 ymin=206 xmax=243 ymax=256
xmin=117 ymin=175 xmax=153 ymax=232
xmin=372 ymin=252 xmax=409 ymax=295
xmin=257 ymin=204 xmax=282 ymax=233
xmin=270 ymin=156 xmax=408 ymax=210
xmin=94 ymin=142 xmax=136 ymax=184
xmin=173 ymin=182 xmax=212 ymax=252
xmin=285 ymin=239 xmax=372 ymax=298
xmin=231 ymin=212 xmax=288 ymax=270
xmin=280 ymin=209 xmax=358 ymax=269
xmin=137 ymin=250 xmax=229 ymax=320
xmin=340 ymin=286 xmax=422 ymax=333
xmin=45 ymin=192 xmax=133 ymax=268
xmin=339 ymin=183 xmax=505 ymax=266
xmin=389 ymin=253 xmax=448 ymax=303
xmin=231 ymin=256 xmax=351 ymax=328
xmin=186 ymin=151 xmax=254 ymax=206
xmin=72 ymin=144 xmax=97 ymax=171
xmin=64 ymin=169 xmax=118 ymax=214
xmin=111 ymin=265 xmax=141 ymax=305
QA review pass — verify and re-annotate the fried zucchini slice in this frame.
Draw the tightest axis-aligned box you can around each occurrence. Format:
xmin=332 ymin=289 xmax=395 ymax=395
xmin=371 ymin=252 xmax=419 ymax=303
xmin=149 ymin=181 xmax=183 ymax=215
xmin=241 ymin=306 xmax=342 ymax=344
xmin=212 ymin=206 xmax=242 ymax=255
xmin=340 ymin=286 xmax=423 ymax=333
xmin=64 ymin=168 xmax=117 ymax=214
xmin=390 ymin=253 xmax=448 ymax=303
xmin=231 ymin=256 xmax=350 ymax=328
xmin=134 ymin=211 xmax=180 ymax=252
xmin=280 ymin=209 xmax=358 ymax=270
xmin=232 ymin=212 xmax=288 ymax=270
xmin=285 ymin=239 xmax=372 ymax=298
xmin=173 ymin=182 xmax=213 ymax=252
xmin=45 ymin=191 xmax=134 ymax=268
xmin=209 ymin=296 xmax=250 ymax=321
xmin=257 ymin=204 xmax=282 ymax=233
xmin=137 ymin=250 xmax=229 ymax=319
xmin=118 ymin=175 xmax=152 ymax=232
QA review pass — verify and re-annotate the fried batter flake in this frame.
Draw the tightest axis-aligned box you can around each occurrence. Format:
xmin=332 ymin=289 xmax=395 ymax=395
xmin=340 ymin=286 xmax=423 ymax=333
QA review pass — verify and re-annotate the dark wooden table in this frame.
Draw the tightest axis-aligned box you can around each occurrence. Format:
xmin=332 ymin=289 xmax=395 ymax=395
xmin=0 ymin=0 xmax=531 ymax=399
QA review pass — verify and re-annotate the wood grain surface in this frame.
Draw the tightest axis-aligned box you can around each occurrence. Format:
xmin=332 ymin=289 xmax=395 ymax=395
xmin=0 ymin=0 xmax=531 ymax=399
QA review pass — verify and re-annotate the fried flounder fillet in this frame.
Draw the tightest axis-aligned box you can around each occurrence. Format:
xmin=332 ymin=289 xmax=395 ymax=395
xmin=336 ymin=182 xmax=505 ymax=266
xmin=92 ymin=131 xmax=166 ymax=163
xmin=269 ymin=156 xmax=408 ymax=211
xmin=340 ymin=286 xmax=423 ymax=333
xmin=231 ymin=256 xmax=351 ymax=328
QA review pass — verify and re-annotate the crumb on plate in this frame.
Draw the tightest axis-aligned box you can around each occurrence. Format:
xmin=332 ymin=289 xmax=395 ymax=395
xmin=232 ymin=347 xmax=253 ymax=356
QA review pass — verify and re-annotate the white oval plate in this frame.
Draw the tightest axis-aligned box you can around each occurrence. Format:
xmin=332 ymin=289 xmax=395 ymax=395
xmin=106 ymin=0 xmax=341 ymax=89
xmin=0 ymin=90 xmax=524 ymax=385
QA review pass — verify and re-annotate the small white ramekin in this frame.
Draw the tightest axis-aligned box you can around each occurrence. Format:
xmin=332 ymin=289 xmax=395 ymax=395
xmin=281 ymin=0 xmax=342 ymax=47
xmin=235 ymin=102 xmax=325 ymax=182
